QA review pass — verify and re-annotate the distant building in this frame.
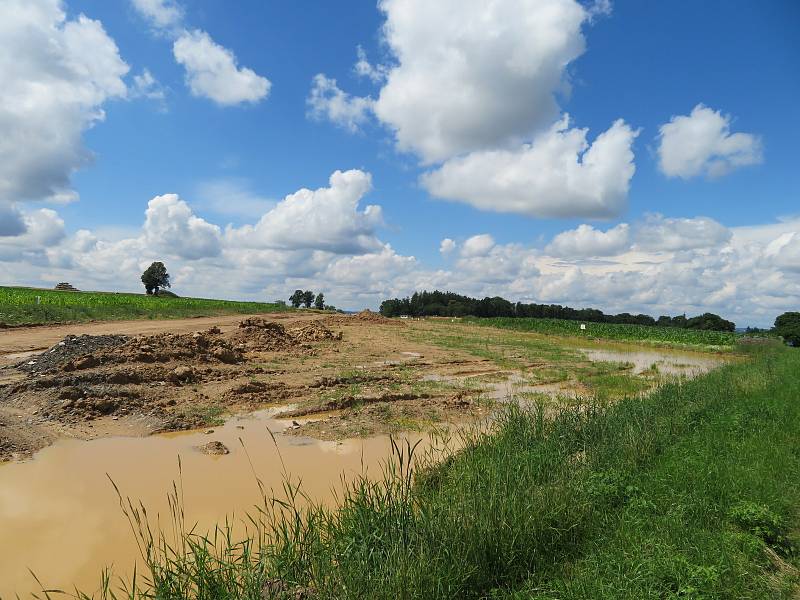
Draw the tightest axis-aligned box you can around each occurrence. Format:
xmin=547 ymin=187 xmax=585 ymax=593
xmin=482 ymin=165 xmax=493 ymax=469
xmin=54 ymin=282 xmax=79 ymax=291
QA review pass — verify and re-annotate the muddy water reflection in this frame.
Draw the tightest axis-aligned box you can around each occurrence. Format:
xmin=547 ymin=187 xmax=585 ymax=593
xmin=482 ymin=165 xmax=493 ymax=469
xmin=0 ymin=410 xmax=428 ymax=598
xmin=579 ymin=347 xmax=724 ymax=376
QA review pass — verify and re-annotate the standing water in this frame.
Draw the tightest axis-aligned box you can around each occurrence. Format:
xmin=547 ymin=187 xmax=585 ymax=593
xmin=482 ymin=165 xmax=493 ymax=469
xmin=0 ymin=409 xmax=429 ymax=597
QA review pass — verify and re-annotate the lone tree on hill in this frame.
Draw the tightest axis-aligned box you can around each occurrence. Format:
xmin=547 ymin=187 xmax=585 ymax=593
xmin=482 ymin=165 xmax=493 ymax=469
xmin=289 ymin=289 xmax=304 ymax=308
xmin=302 ymin=290 xmax=315 ymax=309
xmin=314 ymin=292 xmax=325 ymax=310
xmin=774 ymin=312 xmax=800 ymax=346
xmin=141 ymin=262 xmax=170 ymax=295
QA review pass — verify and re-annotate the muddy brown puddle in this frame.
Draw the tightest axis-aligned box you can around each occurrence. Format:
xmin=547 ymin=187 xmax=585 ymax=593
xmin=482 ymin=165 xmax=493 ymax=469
xmin=0 ymin=410 xmax=431 ymax=598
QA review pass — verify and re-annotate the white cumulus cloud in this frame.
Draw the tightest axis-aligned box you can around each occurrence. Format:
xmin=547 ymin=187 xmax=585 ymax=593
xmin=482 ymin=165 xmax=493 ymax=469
xmin=307 ymin=74 xmax=374 ymax=133
xmin=354 ymin=46 xmax=387 ymax=83
xmin=130 ymin=0 xmax=183 ymax=30
xmin=373 ymin=0 xmax=590 ymax=163
xmin=634 ymin=214 xmax=731 ymax=252
xmin=422 ymin=117 xmax=638 ymax=218
xmin=226 ymin=170 xmax=384 ymax=254
xmin=657 ymin=104 xmax=762 ymax=179
xmin=173 ymin=30 xmax=270 ymax=106
xmin=0 ymin=0 xmax=128 ymax=208
xmin=460 ymin=234 xmax=496 ymax=258
xmin=439 ymin=238 xmax=457 ymax=254
xmin=143 ymin=194 xmax=222 ymax=260
xmin=306 ymin=0 xmax=638 ymax=220
xmin=130 ymin=68 xmax=166 ymax=103
xmin=130 ymin=0 xmax=270 ymax=106
xmin=546 ymin=223 xmax=630 ymax=257
xmin=0 ymin=208 xmax=66 ymax=262
xmin=2 ymin=205 xmax=800 ymax=327
xmin=765 ymin=232 xmax=800 ymax=273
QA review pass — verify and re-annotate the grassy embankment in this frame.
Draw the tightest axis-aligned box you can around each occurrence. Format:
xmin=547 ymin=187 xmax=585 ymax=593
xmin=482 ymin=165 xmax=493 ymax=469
xmin=71 ymin=341 xmax=798 ymax=599
xmin=0 ymin=286 xmax=288 ymax=326
xmin=463 ymin=316 xmax=737 ymax=349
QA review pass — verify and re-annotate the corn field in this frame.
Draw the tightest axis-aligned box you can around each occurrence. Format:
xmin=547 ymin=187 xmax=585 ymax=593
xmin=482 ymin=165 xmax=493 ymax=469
xmin=464 ymin=316 xmax=736 ymax=347
xmin=0 ymin=286 xmax=287 ymax=325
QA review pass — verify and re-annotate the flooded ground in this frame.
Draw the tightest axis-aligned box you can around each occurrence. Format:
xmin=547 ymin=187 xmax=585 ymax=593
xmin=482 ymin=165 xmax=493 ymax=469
xmin=0 ymin=408 xmax=434 ymax=597
xmin=0 ymin=315 xmax=731 ymax=596
xmin=578 ymin=346 xmax=723 ymax=376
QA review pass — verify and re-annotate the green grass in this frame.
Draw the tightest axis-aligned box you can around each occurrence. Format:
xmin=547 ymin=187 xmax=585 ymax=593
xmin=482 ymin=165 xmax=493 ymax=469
xmin=463 ymin=316 xmax=737 ymax=349
xmin=65 ymin=342 xmax=799 ymax=599
xmin=0 ymin=286 xmax=289 ymax=326
xmin=411 ymin=321 xmax=686 ymax=400
xmin=409 ymin=323 xmax=583 ymax=369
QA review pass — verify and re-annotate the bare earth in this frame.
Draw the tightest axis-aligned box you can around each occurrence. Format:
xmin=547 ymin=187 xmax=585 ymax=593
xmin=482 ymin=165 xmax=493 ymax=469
xmin=0 ymin=312 xmax=497 ymax=462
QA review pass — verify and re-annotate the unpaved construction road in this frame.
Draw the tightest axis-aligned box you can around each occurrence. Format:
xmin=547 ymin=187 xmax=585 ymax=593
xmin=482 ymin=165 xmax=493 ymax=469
xmin=0 ymin=312 xmax=496 ymax=462
xmin=0 ymin=313 xmax=314 ymax=366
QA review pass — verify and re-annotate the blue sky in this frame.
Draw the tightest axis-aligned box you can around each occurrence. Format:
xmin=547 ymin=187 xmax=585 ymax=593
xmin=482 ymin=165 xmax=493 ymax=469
xmin=0 ymin=0 xmax=798 ymax=325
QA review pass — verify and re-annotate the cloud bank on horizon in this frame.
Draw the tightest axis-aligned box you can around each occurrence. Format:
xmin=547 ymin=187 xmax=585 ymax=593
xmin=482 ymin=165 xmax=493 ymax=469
xmin=0 ymin=0 xmax=796 ymax=327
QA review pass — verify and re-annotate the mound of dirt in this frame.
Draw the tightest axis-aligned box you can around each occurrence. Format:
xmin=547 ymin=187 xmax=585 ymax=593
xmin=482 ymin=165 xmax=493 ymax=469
xmin=233 ymin=318 xmax=340 ymax=351
xmin=19 ymin=335 xmax=128 ymax=375
xmin=324 ymin=310 xmax=401 ymax=326
xmin=355 ymin=309 xmax=389 ymax=322
xmin=98 ymin=332 xmax=244 ymax=365
xmin=234 ymin=319 xmax=296 ymax=351
xmin=288 ymin=321 xmax=342 ymax=342
xmin=197 ymin=440 xmax=229 ymax=455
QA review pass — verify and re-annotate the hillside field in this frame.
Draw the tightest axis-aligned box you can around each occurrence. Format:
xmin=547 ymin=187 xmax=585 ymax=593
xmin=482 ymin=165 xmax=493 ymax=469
xmin=0 ymin=286 xmax=288 ymax=326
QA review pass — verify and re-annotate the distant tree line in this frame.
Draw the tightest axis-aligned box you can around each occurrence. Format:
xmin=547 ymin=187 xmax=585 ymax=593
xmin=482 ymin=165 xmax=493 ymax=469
xmin=379 ymin=290 xmax=736 ymax=332
xmin=289 ymin=289 xmax=335 ymax=311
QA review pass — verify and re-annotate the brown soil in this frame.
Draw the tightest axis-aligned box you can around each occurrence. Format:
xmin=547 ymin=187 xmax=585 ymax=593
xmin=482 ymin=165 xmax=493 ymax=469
xmin=0 ymin=313 xmax=496 ymax=462
xmin=197 ymin=440 xmax=230 ymax=455
xmin=323 ymin=309 xmax=400 ymax=326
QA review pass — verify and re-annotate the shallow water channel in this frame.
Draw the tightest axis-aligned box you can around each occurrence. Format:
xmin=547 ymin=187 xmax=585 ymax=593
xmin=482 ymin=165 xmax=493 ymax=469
xmin=0 ymin=410 xmax=429 ymax=597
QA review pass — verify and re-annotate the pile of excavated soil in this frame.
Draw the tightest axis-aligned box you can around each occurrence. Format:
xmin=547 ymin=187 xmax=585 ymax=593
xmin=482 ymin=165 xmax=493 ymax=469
xmin=234 ymin=318 xmax=297 ymax=351
xmin=324 ymin=310 xmax=401 ymax=326
xmin=96 ymin=332 xmax=244 ymax=366
xmin=234 ymin=318 xmax=341 ymax=351
xmin=19 ymin=335 xmax=128 ymax=375
xmin=289 ymin=321 xmax=342 ymax=342
xmin=354 ymin=309 xmax=389 ymax=322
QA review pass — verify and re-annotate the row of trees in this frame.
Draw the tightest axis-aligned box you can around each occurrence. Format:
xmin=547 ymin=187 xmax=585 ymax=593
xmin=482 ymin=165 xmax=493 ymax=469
xmin=289 ymin=290 xmax=333 ymax=310
xmin=139 ymin=263 xmax=341 ymax=311
xmin=379 ymin=290 xmax=737 ymax=332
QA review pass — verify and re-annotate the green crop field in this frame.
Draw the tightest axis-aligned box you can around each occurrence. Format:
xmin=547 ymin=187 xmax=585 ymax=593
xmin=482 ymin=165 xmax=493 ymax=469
xmin=463 ymin=316 xmax=737 ymax=348
xmin=0 ymin=286 xmax=288 ymax=326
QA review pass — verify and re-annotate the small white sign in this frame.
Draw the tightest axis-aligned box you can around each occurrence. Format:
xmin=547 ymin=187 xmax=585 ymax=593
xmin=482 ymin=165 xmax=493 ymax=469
xmin=580 ymin=323 xmax=586 ymax=330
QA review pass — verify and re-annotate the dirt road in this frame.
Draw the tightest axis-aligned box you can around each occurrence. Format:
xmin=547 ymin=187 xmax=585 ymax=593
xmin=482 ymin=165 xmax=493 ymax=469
xmin=0 ymin=312 xmax=314 ymax=366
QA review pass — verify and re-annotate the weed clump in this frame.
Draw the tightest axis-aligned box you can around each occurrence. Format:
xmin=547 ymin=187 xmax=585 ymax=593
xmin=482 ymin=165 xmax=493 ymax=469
xmin=728 ymin=501 xmax=796 ymax=556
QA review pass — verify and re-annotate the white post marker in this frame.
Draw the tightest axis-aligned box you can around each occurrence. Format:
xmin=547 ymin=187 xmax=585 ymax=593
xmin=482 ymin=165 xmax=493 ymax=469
xmin=36 ymin=296 xmax=41 ymax=305
xmin=580 ymin=323 xmax=586 ymax=330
